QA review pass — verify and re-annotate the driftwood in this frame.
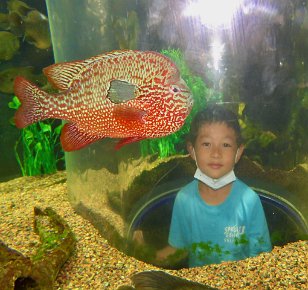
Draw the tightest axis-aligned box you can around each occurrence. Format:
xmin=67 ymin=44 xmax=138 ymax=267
xmin=0 ymin=207 xmax=76 ymax=290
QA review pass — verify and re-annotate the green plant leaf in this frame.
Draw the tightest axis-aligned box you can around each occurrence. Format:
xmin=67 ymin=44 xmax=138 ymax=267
xmin=8 ymin=96 xmax=21 ymax=110
xmin=39 ymin=122 xmax=52 ymax=133
xmin=35 ymin=142 xmax=43 ymax=152
xmin=54 ymin=123 xmax=63 ymax=135
xmin=24 ymin=130 xmax=34 ymax=144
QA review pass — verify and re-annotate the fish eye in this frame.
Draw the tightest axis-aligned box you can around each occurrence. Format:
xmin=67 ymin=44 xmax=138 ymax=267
xmin=171 ymin=86 xmax=180 ymax=93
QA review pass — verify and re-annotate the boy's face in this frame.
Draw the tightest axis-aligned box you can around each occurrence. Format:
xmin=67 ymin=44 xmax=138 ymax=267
xmin=188 ymin=122 xmax=244 ymax=180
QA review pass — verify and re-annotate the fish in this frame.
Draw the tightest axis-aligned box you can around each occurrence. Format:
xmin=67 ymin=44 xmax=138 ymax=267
xmin=14 ymin=50 xmax=193 ymax=151
xmin=6 ymin=12 xmax=25 ymax=37
xmin=117 ymin=270 xmax=218 ymax=290
xmin=0 ymin=66 xmax=46 ymax=94
xmin=7 ymin=0 xmax=32 ymax=17
xmin=3 ymin=0 xmax=51 ymax=49
xmin=0 ymin=11 xmax=25 ymax=37
xmin=0 ymin=12 xmax=10 ymax=30
xmin=0 ymin=31 xmax=19 ymax=61
xmin=23 ymin=10 xmax=51 ymax=49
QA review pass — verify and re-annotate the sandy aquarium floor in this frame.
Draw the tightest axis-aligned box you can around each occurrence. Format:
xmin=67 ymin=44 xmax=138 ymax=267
xmin=0 ymin=171 xmax=307 ymax=289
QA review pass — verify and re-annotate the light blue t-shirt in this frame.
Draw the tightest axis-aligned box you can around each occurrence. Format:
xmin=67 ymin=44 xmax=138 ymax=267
xmin=169 ymin=179 xmax=272 ymax=267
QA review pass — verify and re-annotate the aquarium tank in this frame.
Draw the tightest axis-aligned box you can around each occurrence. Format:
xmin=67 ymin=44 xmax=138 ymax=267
xmin=4 ymin=0 xmax=304 ymax=268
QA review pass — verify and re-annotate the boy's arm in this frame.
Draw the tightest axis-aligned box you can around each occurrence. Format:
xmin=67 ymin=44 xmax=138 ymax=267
xmin=131 ymin=231 xmax=187 ymax=266
xmin=155 ymin=245 xmax=188 ymax=267
xmin=156 ymin=245 xmax=178 ymax=261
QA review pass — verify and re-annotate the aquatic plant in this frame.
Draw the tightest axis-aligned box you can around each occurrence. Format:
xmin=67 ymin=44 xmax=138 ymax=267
xmin=32 ymin=207 xmax=75 ymax=262
xmin=238 ymin=100 xmax=307 ymax=169
xmin=140 ymin=49 xmax=222 ymax=158
xmin=0 ymin=31 xmax=19 ymax=61
xmin=8 ymin=96 xmax=64 ymax=176
xmin=191 ymin=241 xmax=230 ymax=261
xmin=234 ymin=234 xmax=249 ymax=246
xmin=238 ymin=102 xmax=277 ymax=163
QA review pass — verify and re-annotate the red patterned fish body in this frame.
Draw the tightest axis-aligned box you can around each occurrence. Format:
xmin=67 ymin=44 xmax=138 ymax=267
xmin=14 ymin=50 xmax=193 ymax=151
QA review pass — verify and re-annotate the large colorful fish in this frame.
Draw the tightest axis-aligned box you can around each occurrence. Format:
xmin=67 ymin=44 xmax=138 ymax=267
xmin=14 ymin=50 xmax=193 ymax=151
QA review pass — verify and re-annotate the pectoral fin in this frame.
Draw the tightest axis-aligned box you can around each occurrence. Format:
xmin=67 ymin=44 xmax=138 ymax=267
xmin=107 ymin=80 xmax=136 ymax=103
xmin=115 ymin=137 xmax=145 ymax=150
xmin=113 ymin=105 xmax=147 ymax=123
xmin=60 ymin=123 xmax=104 ymax=151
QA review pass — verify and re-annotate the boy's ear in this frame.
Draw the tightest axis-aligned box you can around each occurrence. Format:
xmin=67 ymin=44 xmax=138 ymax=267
xmin=235 ymin=144 xmax=245 ymax=163
xmin=187 ymin=142 xmax=195 ymax=160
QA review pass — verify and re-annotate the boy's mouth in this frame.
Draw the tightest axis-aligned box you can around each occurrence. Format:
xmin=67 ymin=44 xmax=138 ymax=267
xmin=208 ymin=163 xmax=223 ymax=169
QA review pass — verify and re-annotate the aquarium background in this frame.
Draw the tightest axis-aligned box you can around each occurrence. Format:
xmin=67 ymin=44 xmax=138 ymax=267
xmin=0 ymin=0 xmax=58 ymax=180
xmin=1 ymin=0 xmax=307 ymax=268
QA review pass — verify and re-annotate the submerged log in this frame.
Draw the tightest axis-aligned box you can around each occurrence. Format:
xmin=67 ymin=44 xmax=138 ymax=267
xmin=0 ymin=241 xmax=34 ymax=290
xmin=0 ymin=207 xmax=76 ymax=289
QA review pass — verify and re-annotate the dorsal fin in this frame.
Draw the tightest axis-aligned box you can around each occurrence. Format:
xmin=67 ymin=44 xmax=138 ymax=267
xmin=42 ymin=50 xmax=132 ymax=91
xmin=43 ymin=60 xmax=89 ymax=90
xmin=42 ymin=50 xmax=167 ymax=92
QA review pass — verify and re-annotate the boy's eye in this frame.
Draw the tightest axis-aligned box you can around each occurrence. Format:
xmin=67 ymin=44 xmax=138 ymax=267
xmin=223 ymin=143 xmax=232 ymax=147
xmin=202 ymin=142 xmax=211 ymax=147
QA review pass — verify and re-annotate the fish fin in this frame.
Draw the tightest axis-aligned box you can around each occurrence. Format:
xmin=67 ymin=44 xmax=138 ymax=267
xmin=131 ymin=270 xmax=217 ymax=290
xmin=42 ymin=51 xmax=129 ymax=91
xmin=43 ymin=59 xmax=90 ymax=90
xmin=60 ymin=123 xmax=103 ymax=151
xmin=115 ymin=137 xmax=145 ymax=150
xmin=113 ymin=105 xmax=147 ymax=123
xmin=107 ymin=80 xmax=136 ymax=103
xmin=116 ymin=286 xmax=135 ymax=290
xmin=13 ymin=76 xmax=49 ymax=128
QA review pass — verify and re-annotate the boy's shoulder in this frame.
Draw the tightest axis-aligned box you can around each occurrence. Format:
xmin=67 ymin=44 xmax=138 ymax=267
xmin=233 ymin=178 xmax=261 ymax=203
xmin=176 ymin=179 xmax=198 ymax=199
xmin=180 ymin=179 xmax=198 ymax=192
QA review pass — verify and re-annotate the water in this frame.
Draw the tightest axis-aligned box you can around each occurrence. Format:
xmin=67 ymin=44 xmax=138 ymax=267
xmin=5 ymin=0 xmax=306 ymax=268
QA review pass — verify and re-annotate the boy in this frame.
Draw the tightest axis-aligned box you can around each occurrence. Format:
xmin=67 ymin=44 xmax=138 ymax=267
xmin=156 ymin=104 xmax=272 ymax=267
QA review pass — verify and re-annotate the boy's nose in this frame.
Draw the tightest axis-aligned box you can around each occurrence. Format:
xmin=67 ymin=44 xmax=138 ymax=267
xmin=210 ymin=146 xmax=222 ymax=157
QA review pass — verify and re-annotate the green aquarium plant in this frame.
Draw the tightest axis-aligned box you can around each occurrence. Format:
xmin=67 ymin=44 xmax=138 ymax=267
xmin=191 ymin=241 xmax=231 ymax=261
xmin=140 ymin=49 xmax=222 ymax=158
xmin=238 ymin=99 xmax=307 ymax=169
xmin=8 ymin=95 xmax=64 ymax=176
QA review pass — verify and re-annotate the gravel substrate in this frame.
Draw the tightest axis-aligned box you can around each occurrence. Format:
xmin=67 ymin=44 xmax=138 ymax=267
xmin=0 ymin=171 xmax=307 ymax=289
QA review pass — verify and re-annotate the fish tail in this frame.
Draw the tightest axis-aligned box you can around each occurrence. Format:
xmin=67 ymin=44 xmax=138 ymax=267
xmin=131 ymin=271 xmax=172 ymax=290
xmin=131 ymin=270 xmax=214 ymax=290
xmin=14 ymin=76 xmax=49 ymax=128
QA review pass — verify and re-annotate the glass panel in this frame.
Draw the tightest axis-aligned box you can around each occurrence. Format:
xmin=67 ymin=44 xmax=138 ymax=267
xmin=45 ymin=0 xmax=308 ymax=268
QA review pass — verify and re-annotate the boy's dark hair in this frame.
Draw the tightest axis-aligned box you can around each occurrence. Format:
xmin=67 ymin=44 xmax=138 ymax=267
xmin=188 ymin=104 xmax=243 ymax=146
